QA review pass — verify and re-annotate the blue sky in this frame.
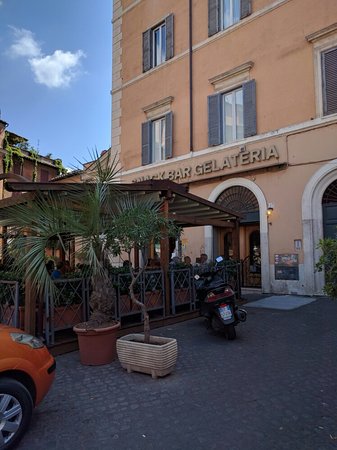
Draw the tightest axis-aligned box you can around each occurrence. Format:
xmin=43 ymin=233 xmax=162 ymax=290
xmin=0 ymin=0 xmax=112 ymax=169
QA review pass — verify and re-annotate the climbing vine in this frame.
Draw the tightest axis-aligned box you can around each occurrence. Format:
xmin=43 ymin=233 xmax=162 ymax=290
xmin=3 ymin=132 xmax=24 ymax=173
xmin=54 ymin=158 xmax=67 ymax=175
xmin=28 ymin=148 xmax=39 ymax=182
xmin=3 ymin=131 xmax=67 ymax=180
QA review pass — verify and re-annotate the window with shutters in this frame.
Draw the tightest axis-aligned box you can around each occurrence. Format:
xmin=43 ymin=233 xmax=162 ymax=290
xmin=220 ymin=0 xmax=240 ymax=30
xmin=223 ymin=87 xmax=244 ymax=144
xmin=142 ymin=112 xmax=173 ymax=165
xmin=153 ymin=23 xmax=166 ymax=68
xmin=209 ymin=0 xmax=251 ymax=37
xmin=143 ymin=15 xmax=174 ymax=73
xmin=306 ymin=24 xmax=337 ymax=118
xmin=322 ymin=47 xmax=337 ymax=116
xmin=208 ymin=80 xmax=256 ymax=147
xmin=152 ymin=117 xmax=166 ymax=162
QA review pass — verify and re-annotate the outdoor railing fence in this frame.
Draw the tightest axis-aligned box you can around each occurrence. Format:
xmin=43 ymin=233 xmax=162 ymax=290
xmin=44 ymin=278 xmax=90 ymax=346
xmin=169 ymin=268 xmax=194 ymax=315
xmin=0 ymin=260 xmax=241 ymax=345
xmin=113 ymin=270 xmax=165 ymax=321
xmin=0 ymin=280 xmax=20 ymax=328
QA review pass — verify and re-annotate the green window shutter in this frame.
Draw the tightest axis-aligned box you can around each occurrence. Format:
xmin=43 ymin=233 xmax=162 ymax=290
xmin=243 ymin=79 xmax=257 ymax=138
xmin=165 ymin=112 xmax=173 ymax=159
xmin=166 ymin=14 xmax=174 ymax=60
xmin=142 ymin=121 xmax=152 ymax=165
xmin=322 ymin=47 xmax=337 ymax=116
xmin=143 ymin=29 xmax=152 ymax=73
xmin=240 ymin=0 xmax=252 ymax=19
xmin=208 ymin=0 xmax=220 ymax=37
xmin=208 ymin=93 xmax=222 ymax=146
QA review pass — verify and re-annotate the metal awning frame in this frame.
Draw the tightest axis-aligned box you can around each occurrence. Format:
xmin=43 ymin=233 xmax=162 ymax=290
xmin=2 ymin=178 xmax=242 ymax=228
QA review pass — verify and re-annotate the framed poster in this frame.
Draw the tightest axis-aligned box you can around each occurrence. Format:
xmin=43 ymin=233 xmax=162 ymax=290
xmin=274 ymin=254 xmax=299 ymax=280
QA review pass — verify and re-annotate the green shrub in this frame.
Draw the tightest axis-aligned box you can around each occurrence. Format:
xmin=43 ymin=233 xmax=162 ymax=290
xmin=316 ymin=238 xmax=337 ymax=298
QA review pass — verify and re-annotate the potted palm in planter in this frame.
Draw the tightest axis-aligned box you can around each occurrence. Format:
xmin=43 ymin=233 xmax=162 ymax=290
xmin=2 ymin=153 xmax=122 ymax=365
xmin=110 ymin=194 xmax=180 ymax=378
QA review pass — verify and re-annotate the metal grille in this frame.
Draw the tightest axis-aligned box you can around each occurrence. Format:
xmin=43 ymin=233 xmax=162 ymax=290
xmin=169 ymin=268 xmax=192 ymax=314
xmin=0 ymin=281 xmax=20 ymax=328
xmin=216 ymin=186 xmax=258 ymax=214
xmin=45 ymin=278 xmax=89 ymax=346
xmin=322 ymin=179 xmax=337 ymax=204
xmin=114 ymin=270 xmax=165 ymax=320
xmin=143 ymin=270 xmax=164 ymax=310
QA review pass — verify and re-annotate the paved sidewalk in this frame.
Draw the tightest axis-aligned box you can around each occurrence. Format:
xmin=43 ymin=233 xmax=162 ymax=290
xmin=18 ymin=296 xmax=337 ymax=450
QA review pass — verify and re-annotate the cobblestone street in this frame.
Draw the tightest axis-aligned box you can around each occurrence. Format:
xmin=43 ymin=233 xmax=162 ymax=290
xmin=18 ymin=296 xmax=337 ymax=450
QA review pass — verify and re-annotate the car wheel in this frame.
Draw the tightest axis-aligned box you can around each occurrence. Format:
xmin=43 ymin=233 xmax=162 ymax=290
xmin=0 ymin=378 xmax=33 ymax=450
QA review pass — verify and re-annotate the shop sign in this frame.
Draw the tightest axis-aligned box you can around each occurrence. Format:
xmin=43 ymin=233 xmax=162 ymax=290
xmin=274 ymin=253 xmax=299 ymax=280
xmin=132 ymin=145 xmax=280 ymax=183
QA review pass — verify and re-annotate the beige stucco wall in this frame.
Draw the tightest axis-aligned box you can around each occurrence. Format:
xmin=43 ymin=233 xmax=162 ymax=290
xmin=117 ymin=0 xmax=337 ymax=170
xmin=120 ymin=57 xmax=191 ymax=169
xmin=113 ymin=0 xmax=337 ymax=295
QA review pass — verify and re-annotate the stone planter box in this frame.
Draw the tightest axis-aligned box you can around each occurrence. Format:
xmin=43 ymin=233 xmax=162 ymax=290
xmin=117 ymin=333 xmax=178 ymax=378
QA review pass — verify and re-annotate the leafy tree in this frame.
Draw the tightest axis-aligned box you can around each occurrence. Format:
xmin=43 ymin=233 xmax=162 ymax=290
xmin=109 ymin=194 xmax=180 ymax=343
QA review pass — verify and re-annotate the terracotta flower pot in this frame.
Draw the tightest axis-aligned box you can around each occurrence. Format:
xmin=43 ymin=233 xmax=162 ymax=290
xmin=73 ymin=321 xmax=120 ymax=366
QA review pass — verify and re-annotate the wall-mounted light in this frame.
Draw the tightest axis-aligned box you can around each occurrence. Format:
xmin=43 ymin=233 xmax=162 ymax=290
xmin=267 ymin=203 xmax=274 ymax=225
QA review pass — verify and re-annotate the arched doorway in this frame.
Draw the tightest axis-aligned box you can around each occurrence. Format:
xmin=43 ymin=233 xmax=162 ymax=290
xmin=216 ymin=186 xmax=261 ymax=287
xmin=322 ymin=180 xmax=337 ymax=238
xmin=302 ymin=158 xmax=337 ymax=295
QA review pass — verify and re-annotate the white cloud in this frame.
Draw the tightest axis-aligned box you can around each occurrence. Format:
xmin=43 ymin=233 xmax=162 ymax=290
xmin=9 ymin=27 xmax=42 ymax=58
xmin=8 ymin=27 xmax=85 ymax=88
xmin=30 ymin=49 xmax=85 ymax=88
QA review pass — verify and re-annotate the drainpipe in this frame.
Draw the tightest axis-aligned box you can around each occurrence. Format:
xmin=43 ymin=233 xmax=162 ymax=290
xmin=189 ymin=0 xmax=193 ymax=152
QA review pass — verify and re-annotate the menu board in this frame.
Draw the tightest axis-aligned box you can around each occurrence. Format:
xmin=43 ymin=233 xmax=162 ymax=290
xmin=274 ymin=254 xmax=299 ymax=280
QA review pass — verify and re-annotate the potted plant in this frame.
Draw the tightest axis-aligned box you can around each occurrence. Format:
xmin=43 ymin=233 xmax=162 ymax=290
xmin=2 ymin=153 xmax=122 ymax=365
xmin=110 ymin=194 xmax=180 ymax=378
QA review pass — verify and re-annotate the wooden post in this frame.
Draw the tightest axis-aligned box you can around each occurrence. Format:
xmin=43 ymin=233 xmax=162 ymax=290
xmin=1 ymin=225 xmax=7 ymax=263
xmin=24 ymin=228 xmax=36 ymax=335
xmin=160 ymin=198 xmax=171 ymax=316
xmin=134 ymin=245 xmax=140 ymax=270
xmin=233 ymin=219 xmax=242 ymax=299
xmin=233 ymin=220 xmax=240 ymax=260
xmin=24 ymin=276 xmax=36 ymax=335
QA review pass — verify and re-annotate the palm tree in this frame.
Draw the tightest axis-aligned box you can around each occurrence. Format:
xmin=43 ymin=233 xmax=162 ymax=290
xmin=1 ymin=152 xmax=180 ymax=341
xmin=1 ymin=152 xmax=121 ymax=329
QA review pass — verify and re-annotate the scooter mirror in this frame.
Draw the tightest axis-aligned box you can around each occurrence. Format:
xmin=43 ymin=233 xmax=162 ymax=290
xmin=215 ymin=256 xmax=224 ymax=263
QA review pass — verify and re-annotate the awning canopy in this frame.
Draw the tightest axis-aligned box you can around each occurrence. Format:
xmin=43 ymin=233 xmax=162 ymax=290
xmin=2 ymin=178 xmax=242 ymax=228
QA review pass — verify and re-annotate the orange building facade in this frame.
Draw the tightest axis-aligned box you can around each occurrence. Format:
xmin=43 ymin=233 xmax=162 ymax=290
xmin=111 ymin=0 xmax=337 ymax=295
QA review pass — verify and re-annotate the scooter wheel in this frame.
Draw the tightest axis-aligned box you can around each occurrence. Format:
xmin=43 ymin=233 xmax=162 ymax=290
xmin=211 ymin=315 xmax=225 ymax=333
xmin=226 ymin=324 xmax=236 ymax=340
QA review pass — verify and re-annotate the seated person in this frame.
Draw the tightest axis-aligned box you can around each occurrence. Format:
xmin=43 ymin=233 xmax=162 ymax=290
xmin=51 ymin=262 xmax=63 ymax=280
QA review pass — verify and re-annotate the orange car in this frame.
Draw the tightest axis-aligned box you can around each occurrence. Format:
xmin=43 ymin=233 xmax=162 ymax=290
xmin=0 ymin=324 xmax=56 ymax=449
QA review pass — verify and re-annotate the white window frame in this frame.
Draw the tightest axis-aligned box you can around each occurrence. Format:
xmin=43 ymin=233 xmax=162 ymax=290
xmin=220 ymin=0 xmax=240 ymax=31
xmin=151 ymin=117 xmax=166 ymax=163
xmin=222 ymin=87 xmax=243 ymax=144
xmin=152 ymin=22 xmax=166 ymax=68
xmin=311 ymin=32 xmax=337 ymax=118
